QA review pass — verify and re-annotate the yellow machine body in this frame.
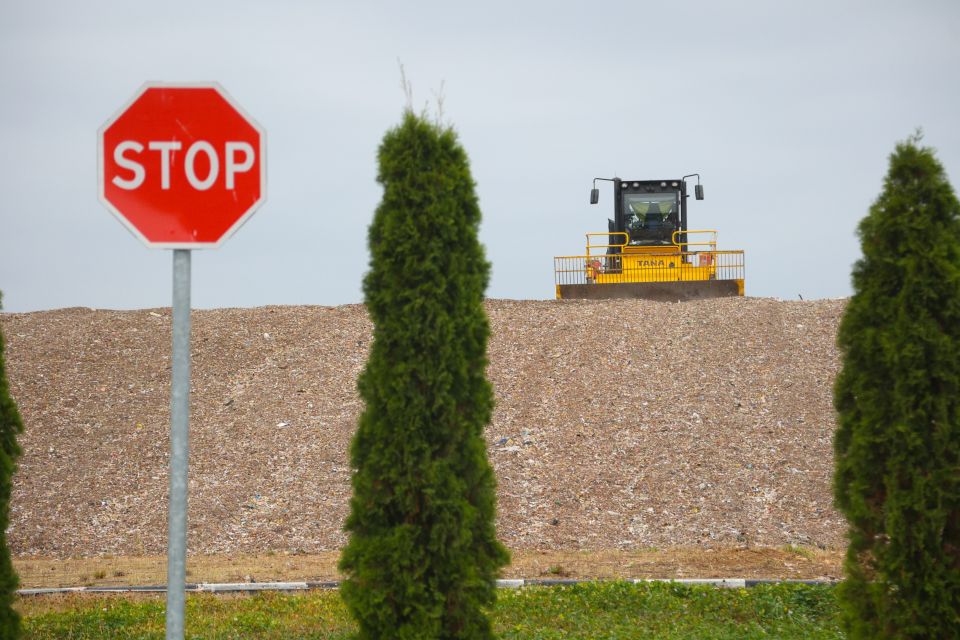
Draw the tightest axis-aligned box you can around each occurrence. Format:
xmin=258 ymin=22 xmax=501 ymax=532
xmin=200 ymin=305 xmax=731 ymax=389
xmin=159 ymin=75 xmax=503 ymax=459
xmin=554 ymin=230 xmax=745 ymax=301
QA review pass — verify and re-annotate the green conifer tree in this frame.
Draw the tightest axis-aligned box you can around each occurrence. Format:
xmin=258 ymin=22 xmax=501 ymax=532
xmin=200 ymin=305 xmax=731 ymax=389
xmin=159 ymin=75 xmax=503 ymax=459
xmin=833 ymin=135 xmax=960 ymax=638
xmin=0 ymin=293 xmax=23 ymax=639
xmin=339 ymin=112 xmax=509 ymax=639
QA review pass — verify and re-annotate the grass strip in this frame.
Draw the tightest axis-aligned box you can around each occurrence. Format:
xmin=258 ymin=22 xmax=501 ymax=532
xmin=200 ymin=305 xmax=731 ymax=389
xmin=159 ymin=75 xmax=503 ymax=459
xmin=20 ymin=581 xmax=843 ymax=639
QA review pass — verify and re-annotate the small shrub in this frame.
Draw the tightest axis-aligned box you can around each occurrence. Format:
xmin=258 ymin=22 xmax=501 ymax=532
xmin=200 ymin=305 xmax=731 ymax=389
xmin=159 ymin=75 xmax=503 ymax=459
xmin=833 ymin=134 xmax=960 ymax=638
xmin=339 ymin=111 xmax=509 ymax=639
xmin=0 ymin=291 xmax=23 ymax=638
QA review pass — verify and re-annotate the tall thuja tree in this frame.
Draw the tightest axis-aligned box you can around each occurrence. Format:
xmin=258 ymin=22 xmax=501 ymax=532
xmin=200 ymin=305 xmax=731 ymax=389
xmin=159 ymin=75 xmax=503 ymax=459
xmin=834 ymin=135 xmax=960 ymax=639
xmin=339 ymin=111 xmax=509 ymax=640
xmin=0 ymin=293 xmax=23 ymax=638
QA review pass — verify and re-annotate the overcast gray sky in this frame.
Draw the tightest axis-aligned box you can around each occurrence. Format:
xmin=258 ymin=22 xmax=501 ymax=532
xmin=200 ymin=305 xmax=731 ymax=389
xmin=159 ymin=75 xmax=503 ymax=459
xmin=1 ymin=0 xmax=958 ymax=312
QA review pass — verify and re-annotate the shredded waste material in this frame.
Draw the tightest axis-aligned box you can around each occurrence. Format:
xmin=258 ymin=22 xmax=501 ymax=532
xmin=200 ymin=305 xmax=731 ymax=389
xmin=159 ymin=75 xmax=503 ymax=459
xmin=1 ymin=297 xmax=846 ymax=558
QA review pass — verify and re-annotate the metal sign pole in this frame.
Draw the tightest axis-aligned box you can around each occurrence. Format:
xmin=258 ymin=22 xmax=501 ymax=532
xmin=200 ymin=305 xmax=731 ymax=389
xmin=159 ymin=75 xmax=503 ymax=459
xmin=166 ymin=248 xmax=191 ymax=640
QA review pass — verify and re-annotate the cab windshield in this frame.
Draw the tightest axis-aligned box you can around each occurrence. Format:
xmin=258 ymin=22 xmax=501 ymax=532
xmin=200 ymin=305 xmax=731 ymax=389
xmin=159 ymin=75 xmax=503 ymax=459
xmin=623 ymin=192 xmax=679 ymax=245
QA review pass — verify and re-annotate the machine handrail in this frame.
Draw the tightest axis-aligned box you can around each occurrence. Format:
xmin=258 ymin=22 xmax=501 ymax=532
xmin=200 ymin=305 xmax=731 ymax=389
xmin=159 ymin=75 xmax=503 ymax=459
xmin=585 ymin=231 xmax=628 ymax=255
xmin=554 ymin=249 xmax=746 ymax=287
xmin=554 ymin=249 xmax=745 ymax=261
xmin=672 ymin=229 xmax=717 ymax=251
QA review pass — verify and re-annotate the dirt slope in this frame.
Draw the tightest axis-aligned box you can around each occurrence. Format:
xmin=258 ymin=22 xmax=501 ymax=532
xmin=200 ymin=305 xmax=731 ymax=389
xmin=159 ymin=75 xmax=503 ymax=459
xmin=1 ymin=297 xmax=846 ymax=558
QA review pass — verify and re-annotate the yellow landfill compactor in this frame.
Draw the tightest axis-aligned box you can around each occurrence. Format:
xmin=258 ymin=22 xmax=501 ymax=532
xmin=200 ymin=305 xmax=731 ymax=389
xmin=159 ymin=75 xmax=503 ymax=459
xmin=554 ymin=175 xmax=745 ymax=301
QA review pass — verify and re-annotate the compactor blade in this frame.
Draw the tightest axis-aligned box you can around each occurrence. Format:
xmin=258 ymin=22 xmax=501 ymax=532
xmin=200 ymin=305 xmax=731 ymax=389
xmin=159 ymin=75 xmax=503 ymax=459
xmin=558 ymin=280 xmax=742 ymax=301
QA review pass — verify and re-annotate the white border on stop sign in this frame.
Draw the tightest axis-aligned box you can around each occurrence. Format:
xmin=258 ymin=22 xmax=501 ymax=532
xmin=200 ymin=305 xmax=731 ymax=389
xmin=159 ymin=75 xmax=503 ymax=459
xmin=97 ymin=81 xmax=267 ymax=249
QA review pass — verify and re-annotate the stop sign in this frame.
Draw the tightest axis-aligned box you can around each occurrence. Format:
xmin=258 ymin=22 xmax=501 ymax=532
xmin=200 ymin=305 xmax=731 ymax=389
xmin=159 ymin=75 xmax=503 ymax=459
xmin=98 ymin=83 xmax=265 ymax=248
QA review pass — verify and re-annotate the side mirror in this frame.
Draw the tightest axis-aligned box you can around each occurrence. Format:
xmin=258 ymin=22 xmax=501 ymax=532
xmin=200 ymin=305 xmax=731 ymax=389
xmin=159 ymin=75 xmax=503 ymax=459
xmin=590 ymin=188 xmax=599 ymax=204
xmin=695 ymin=184 xmax=704 ymax=200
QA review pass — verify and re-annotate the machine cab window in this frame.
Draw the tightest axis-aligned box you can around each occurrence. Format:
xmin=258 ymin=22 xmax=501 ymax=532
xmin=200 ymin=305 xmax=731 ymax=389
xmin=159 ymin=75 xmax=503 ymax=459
xmin=623 ymin=191 xmax=678 ymax=246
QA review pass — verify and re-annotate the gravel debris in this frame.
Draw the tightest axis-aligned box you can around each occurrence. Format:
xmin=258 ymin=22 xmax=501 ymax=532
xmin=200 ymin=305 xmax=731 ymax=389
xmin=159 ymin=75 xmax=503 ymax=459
xmin=1 ymin=297 xmax=846 ymax=558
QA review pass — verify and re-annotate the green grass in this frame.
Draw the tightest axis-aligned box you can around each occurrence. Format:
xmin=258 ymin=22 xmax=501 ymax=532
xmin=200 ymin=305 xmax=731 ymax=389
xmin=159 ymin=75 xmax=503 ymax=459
xmin=495 ymin=582 xmax=843 ymax=639
xmin=20 ymin=582 xmax=844 ymax=639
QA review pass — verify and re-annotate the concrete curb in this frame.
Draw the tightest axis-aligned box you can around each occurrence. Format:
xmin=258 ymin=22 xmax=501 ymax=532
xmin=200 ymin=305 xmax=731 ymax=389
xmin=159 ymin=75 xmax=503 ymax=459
xmin=17 ymin=577 xmax=836 ymax=596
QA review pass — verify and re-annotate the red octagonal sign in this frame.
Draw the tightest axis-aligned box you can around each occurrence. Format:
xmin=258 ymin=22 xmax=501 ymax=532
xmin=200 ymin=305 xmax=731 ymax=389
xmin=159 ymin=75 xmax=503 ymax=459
xmin=98 ymin=83 xmax=265 ymax=248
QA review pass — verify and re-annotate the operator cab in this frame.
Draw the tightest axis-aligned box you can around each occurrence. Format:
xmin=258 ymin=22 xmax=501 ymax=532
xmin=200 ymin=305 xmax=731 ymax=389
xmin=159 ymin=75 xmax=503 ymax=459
xmin=622 ymin=188 xmax=679 ymax=246
xmin=590 ymin=176 xmax=704 ymax=252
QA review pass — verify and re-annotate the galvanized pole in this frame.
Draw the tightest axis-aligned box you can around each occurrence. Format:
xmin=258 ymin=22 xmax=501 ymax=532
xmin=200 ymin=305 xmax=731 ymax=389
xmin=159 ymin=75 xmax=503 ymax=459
xmin=166 ymin=249 xmax=191 ymax=640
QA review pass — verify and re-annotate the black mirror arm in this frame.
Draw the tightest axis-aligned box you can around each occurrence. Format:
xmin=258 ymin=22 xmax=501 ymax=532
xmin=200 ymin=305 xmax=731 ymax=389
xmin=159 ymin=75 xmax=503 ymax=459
xmin=591 ymin=177 xmax=617 ymax=205
xmin=682 ymin=174 xmax=704 ymax=201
